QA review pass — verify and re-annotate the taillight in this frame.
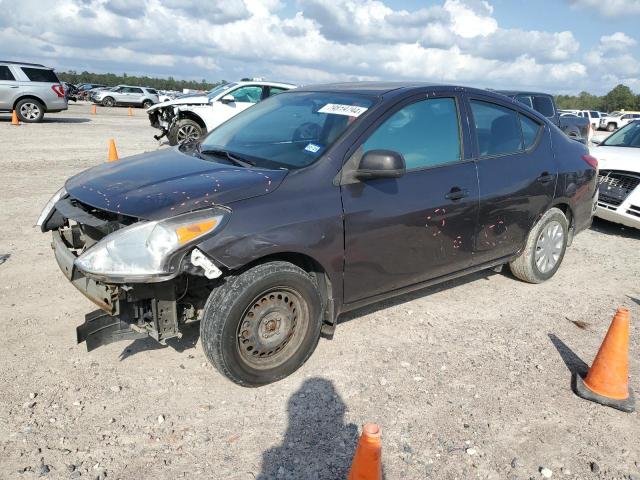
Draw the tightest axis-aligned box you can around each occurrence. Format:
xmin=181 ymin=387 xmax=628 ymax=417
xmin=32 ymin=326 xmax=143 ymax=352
xmin=582 ymin=154 xmax=598 ymax=169
xmin=51 ymin=84 xmax=65 ymax=98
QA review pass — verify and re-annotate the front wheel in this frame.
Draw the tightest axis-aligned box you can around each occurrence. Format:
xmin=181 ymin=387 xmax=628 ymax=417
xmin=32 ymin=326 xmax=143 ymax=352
xmin=168 ymin=118 xmax=204 ymax=146
xmin=102 ymin=97 xmax=115 ymax=107
xmin=509 ymin=207 xmax=568 ymax=283
xmin=200 ymin=261 xmax=323 ymax=386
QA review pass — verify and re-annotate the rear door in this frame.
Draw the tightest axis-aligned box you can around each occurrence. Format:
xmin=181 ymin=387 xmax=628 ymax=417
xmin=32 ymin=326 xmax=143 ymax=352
xmin=341 ymin=93 xmax=479 ymax=304
xmin=0 ymin=65 xmax=18 ymax=110
xmin=467 ymin=95 xmax=557 ymax=263
xmin=124 ymin=87 xmax=144 ymax=104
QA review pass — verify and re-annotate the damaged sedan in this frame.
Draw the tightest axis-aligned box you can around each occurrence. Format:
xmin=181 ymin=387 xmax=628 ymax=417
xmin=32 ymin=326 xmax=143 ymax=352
xmin=40 ymin=82 xmax=597 ymax=386
xmin=147 ymin=80 xmax=296 ymax=145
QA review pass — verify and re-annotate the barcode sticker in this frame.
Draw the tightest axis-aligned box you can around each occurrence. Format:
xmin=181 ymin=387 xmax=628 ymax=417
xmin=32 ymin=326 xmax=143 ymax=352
xmin=318 ymin=104 xmax=368 ymax=117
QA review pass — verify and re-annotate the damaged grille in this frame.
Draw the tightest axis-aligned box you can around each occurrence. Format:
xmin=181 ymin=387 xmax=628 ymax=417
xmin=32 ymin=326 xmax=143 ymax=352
xmin=597 ymin=171 xmax=640 ymax=208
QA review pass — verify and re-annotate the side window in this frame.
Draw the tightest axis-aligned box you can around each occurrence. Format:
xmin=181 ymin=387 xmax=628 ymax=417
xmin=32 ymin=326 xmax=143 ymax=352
xmin=362 ymin=97 xmax=461 ymax=170
xmin=129 ymin=88 xmax=143 ymax=94
xmin=230 ymin=86 xmax=263 ymax=103
xmin=0 ymin=66 xmax=15 ymax=81
xmin=520 ymin=114 xmax=542 ymax=149
xmin=20 ymin=67 xmax=58 ymax=83
xmin=470 ymin=100 xmax=523 ymax=157
xmin=532 ymin=95 xmax=555 ymax=118
xmin=268 ymin=87 xmax=288 ymax=96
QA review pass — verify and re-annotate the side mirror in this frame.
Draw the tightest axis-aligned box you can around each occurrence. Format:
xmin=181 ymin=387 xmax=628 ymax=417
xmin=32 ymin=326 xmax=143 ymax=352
xmin=355 ymin=150 xmax=406 ymax=180
xmin=220 ymin=94 xmax=235 ymax=104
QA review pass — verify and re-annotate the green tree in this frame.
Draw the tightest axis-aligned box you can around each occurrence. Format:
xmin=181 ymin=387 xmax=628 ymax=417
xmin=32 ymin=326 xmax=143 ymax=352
xmin=602 ymin=84 xmax=635 ymax=112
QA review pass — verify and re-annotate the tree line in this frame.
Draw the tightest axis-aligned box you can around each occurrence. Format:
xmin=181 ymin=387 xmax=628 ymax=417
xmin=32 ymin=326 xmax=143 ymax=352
xmin=555 ymin=84 xmax=639 ymax=112
xmin=57 ymin=70 xmax=225 ymax=92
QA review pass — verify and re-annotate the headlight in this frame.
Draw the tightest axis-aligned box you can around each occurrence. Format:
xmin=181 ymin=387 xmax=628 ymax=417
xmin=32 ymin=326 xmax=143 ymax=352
xmin=74 ymin=207 xmax=228 ymax=282
xmin=36 ymin=187 xmax=66 ymax=229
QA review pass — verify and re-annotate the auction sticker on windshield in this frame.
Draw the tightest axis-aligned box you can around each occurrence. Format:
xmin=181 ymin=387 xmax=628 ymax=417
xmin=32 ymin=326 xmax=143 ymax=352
xmin=318 ymin=104 xmax=368 ymax=117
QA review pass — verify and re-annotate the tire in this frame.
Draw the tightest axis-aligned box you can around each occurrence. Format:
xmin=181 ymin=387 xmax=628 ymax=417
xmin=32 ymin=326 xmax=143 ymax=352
xmin=509 ymin=207 xmax=568 ymax=284
xmin=142 ymin=99 xmax=153 ymax=109
xmin=606 ymin=123 xmax=616 ymax=132
xmin=102 ymin=97 xmax=115 ymax=107
xmin=200 ymin=261 xmax=323 ymax=387
xmin=15 ymin=98 xmax=44 ymax=123
xmin=168 ymin=118 xmax=204 ymax=146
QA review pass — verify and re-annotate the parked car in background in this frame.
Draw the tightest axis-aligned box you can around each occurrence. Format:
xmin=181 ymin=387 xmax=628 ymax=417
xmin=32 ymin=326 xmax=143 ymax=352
xmin=498 ymin=91 xmax=591 ymax=143
xmin=592 ymin=120 xmax=640 ymax=228
xmin=147 ymin=80 xmax=296 ymax=145
xmin=76 ymin=83 xmax=107 ymax=100
xmin=40 ymin=82 xmax=597 ymax=385
xmin=91 ymin=85 xmax=159 ymax=108
xmin=600 ymin=111 xmax=640 ymax=132
xmin=559 ymin=110 xmax=602 ymax=129
xmin=0 ymin=60 xmax=67 ymax=122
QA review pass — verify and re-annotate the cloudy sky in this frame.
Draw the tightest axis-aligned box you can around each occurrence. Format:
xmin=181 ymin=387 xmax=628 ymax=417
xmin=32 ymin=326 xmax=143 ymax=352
xmin=0 ymin=0 xmax=638 ymax=94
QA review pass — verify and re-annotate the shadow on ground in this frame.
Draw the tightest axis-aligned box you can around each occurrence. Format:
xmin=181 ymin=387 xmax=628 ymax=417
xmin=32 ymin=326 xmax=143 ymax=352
xmin=119 ymin=321 xmax=200 ymax=360
xmin=548 ymin=333 xmax=589 ymax=378
xmin=256 ymin=377 xmax=367 ymax=480
xmin=590 ymin=217 xmax=640 ymax=240
xmin=0 ymin=116 xmax=90 ymax=124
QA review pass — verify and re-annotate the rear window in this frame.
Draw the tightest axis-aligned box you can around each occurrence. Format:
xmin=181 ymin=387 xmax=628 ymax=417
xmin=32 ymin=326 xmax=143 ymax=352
xmin=21 ymin=67 xmax=59 ymax=83
xmin=590 ymin=111 xmax=600 ymax=118
xmin=0 ymin=66 xmax=15 ymax=81
xmin=146 ymin=88 xmax=158 ymax=95
xmin=532 ymin=96 xmax=555 ymax=118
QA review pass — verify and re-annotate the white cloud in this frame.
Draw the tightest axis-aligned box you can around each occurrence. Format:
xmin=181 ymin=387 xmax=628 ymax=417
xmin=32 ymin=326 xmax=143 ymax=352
xmin=568 ymin=0 xmax=640 ymax=17
xmin=0 ymin=0 xmax=637 ymax=94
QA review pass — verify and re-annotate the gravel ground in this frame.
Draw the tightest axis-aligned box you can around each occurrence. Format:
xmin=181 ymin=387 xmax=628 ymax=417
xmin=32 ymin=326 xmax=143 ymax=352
xmin=0 ymin=103 xmax=639 ymax=480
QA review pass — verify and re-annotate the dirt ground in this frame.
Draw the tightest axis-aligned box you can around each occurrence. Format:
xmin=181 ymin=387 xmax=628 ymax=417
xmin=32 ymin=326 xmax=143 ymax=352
xmin=0 ymin=103 xmax=638 ymax=480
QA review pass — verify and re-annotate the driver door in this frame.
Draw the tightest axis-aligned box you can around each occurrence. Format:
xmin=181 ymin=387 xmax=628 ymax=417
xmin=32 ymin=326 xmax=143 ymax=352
xmin=341 ymin=94 xmax=479 ymax=304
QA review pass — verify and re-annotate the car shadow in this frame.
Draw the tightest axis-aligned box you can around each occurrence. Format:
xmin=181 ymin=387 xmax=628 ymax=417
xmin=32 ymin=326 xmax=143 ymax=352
xmin=0 ymin=116 xmax=90 ymax=124
xmin=0 ymin=253 xmax=9 ymax=266
xmin=590 ymin=217 xmax=640 ymax=239
xmin=118 ymin=321 xmax=200 ymax=361
xmin=338 ymin=268 xmax=500 ymax=324
xmin=256 ymin=377 xmax=376 ymax=480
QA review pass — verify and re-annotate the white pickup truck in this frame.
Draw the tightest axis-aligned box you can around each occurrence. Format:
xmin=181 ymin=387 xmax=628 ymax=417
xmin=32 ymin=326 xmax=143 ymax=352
xmin=600 ymin=111 xmax=640 ymax=131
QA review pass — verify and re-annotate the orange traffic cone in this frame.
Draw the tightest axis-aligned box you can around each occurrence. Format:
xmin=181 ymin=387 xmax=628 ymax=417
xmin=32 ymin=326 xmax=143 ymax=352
xmin=107 ymin=139 xmax=119 ymax=162
xmin=574 ymin=307 xmax=635 ymax=412
xmin=11 ymin=110 xmax=20 ymax=125
xmin=348 ymin=424 xmax=382 ymax=480
xmin=91 ymin=104 xmax=97 ymax=115
xmin=128 ymin=106 xmax=133 ymax=116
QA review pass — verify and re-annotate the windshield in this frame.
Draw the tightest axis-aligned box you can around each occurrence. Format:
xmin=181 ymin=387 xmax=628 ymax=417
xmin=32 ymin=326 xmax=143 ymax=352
xmin=207 ymin=82 xmax=236 ymax=100
xmin=602 ymin=121 xmax=640 ymax=148
xmin=200 ymin=91 xmax=375 ymax=169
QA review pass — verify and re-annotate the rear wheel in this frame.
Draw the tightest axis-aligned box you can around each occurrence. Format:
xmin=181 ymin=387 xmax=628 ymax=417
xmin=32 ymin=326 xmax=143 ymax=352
xmin=16 ymin=98 xmax=44 ymax=123
xmin=142 ymin=99 xmax=153 ymax=109
xmin=102 ymin=97 xmax=115 ymax=107
xmin=509 ymin=208 xmax=568 ymax=283
xmin=169 ymin=118 xmax=204 ymax=146
xmin=606 ymin=123 xmax=616 ymax=132
xmin=200 ymin=261 xmax=323 ymax=386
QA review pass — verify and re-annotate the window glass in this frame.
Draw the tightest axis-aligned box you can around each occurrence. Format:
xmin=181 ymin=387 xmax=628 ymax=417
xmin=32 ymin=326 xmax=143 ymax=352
xmin=230 ymin=86 xmax=263 ymax=103
xmin=470 ymin=100 xmax=523 ymax=156
xmin=0 ymin=66 xmax=15 ymax=81
xmin=362 ymin=98 xmax=461 ymax=170
xmin=602 ymin=121 xmax=640 ymax=148
xmin=515 ymin=95 xmax=533 ymax=109
xmin=128 ymin=87 xmax=143 ymax=94
xmin=269 ymin=87 xmax=288 ymax=96
xmin=532 ymin=96 xmax=555 ymax=117
xmin=520 ymin=114 xmax=541 ymax=149
xmin=146 ymin=88 xmax=158 ymax=94
xmin=590 ymin=111 xmax=599 ymax=117
xmin=21 ymin=67 xmax=58 ymax=83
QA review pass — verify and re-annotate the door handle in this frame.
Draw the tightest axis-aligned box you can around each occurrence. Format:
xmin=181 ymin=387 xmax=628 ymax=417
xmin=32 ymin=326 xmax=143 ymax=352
xmin=445 ymin=187 xmax=469 ymax=201
xmin=537 ymin=172 xmax=554 ymax=184
xmin=9 ymin=86 xmax=19 ymax=88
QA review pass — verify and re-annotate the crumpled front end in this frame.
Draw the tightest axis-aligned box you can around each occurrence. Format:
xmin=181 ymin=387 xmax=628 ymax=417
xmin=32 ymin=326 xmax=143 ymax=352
xmin=148 ymin=105 xmax=179 ymax=141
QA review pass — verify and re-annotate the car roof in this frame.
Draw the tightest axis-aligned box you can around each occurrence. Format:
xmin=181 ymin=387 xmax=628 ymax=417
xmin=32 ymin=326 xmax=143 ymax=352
xmin=232 ymin=81 xmax=297 ymax=88
xmin=0 ymin=60 xmax=51 ymax=69
xmin=496 ymin=90 xmax=552 ymax=97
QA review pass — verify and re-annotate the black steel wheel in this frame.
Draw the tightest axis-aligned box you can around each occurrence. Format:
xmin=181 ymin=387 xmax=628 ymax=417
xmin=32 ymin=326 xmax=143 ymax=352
xmin=200 ymin=261 xmax=323 ymax=386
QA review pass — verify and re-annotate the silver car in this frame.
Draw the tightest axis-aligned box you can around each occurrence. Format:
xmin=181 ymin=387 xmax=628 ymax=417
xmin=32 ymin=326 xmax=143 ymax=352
xmin=0 ymin=60 xmax=68 ymax=122
xmin=91 ymin=85 xmax=159 ymax=109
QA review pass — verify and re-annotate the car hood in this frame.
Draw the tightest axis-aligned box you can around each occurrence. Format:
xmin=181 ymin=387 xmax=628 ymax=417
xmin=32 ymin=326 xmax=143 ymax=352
xmin=147 ymin=96 xmax=209 ymax=112
xmin=592 ymin=145 xmax=640 ymax=173
xmin=65 ymin=148 xmax=287 ymax=220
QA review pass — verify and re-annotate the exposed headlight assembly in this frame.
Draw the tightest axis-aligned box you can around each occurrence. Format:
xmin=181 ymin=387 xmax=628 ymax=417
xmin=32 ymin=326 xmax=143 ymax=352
xmin=36 ymin=187 xmax=67 ymax=230
xmin=74 ymin=207 xmax=229 ymax=283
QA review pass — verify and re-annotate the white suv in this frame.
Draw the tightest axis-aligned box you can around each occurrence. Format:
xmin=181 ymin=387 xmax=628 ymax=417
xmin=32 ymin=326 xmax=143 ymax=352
xmin=0 ymin=60 xmax=68 ymax=122
xmin=147 ymin=80 xmax=296 ymax=145
xmin=600 ymin=111 xmax=640 ymax=132
xmin=91 ymin=85 xmax=160 ymax=109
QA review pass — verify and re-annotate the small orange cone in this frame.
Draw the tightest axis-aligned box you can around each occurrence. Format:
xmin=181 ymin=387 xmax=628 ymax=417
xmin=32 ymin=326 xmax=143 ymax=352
xmin=91 ymin=104 xmax=97 ymax=115
xmin=107 ymin=139 xmax=119 ymax=162
xmin=11 ymin=110 xmax=20 ymax=125
xmin=574 ymin=307 xmax=635 ymax=412
xmin=128 ymin=106 xmax=133 ymax=116
xmin=348 ymin=424 xmax=382 ymax=480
